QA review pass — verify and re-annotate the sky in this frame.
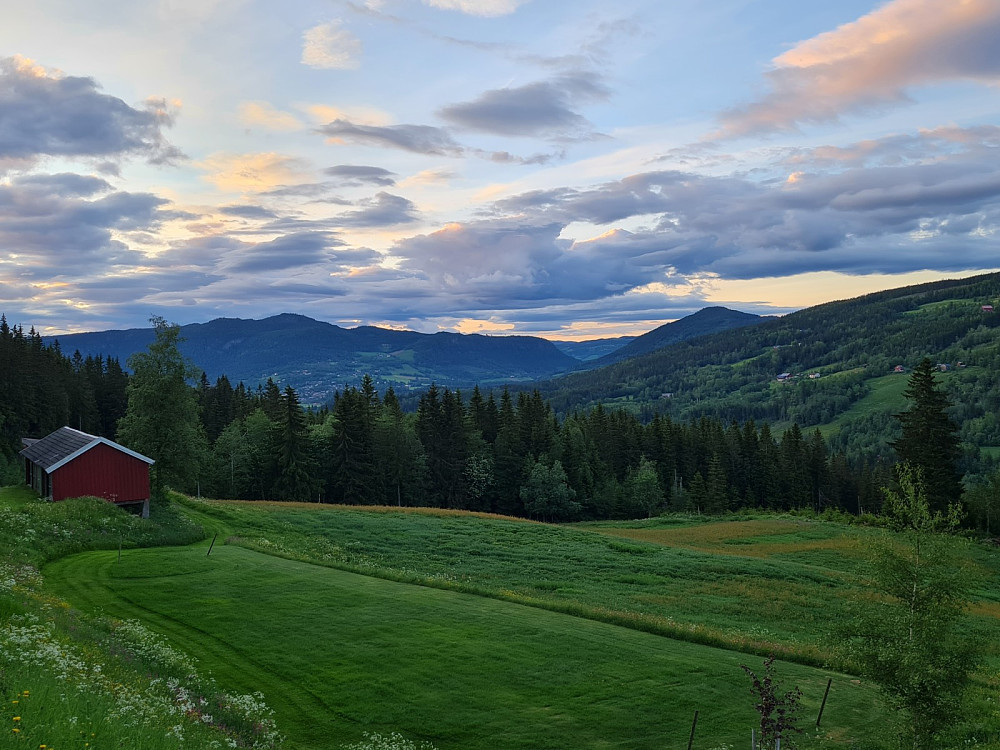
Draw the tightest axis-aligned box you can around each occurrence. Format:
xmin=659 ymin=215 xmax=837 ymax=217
xmin=1 ymin=0 xmax=999 ymax=340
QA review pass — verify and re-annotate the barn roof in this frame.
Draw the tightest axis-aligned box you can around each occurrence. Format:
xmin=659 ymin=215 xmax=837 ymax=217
xmin=19 ymin=427 xmax=154 ymax=473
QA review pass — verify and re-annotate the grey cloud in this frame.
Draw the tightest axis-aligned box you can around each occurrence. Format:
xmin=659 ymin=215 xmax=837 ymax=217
xmin=316 ymin=119 xmax=561 ymax=165
xmin=317 ymin=119 xmax=463 ymax=156
xmin=221 ymin=231 xmax=377 ymax=274
xmin=337 ymin=192 xmax=418 ymax=228
xmin=11 ymin=172 xmax=114 ymax=196
xmin=0 ymin=56 xmax=182 ymax=163
xmin=391 ymin=136 xmax=1000 ymax=309
xmin=260 ymin=182 xmax=343 ymax=199
xmin=218 ymin=204 xmax=279 ymax=219
xmin=0 ymin=173 xmax=169 ymax=277
xmin=324 ymin=165 xmax=397 ymax=186
xmin=438 ymin=73 xmax=608 ymax=139
xmin=487 ymin=150 xmax=557 ymax=165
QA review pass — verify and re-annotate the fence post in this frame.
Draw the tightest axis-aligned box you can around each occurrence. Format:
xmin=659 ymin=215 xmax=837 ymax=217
xmin=816 ymin=678 xmax=832 ymax=726
xmin=687 ymin=710 xmax=698 ymax=750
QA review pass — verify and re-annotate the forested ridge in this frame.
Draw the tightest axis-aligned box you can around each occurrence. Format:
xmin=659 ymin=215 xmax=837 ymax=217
xmin=537 ymin=272 xmax=1000 ymax=461
xmin=4 ymin=271 xmax=1000 ymax=528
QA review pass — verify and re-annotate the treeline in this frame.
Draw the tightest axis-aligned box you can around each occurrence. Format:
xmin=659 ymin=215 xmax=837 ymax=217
xmin=194 ymin=374 xmax=891 ymax=520
xmin=4 ymin=314 xmax=994 ymax=528
xmin=0 ymin=316 xmax=128 ymax=481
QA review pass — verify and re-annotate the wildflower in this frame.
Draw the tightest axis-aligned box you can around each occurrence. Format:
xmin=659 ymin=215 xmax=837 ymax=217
xmin=13 ymin=716 xmax=20 ymax=721
xmin=12 ymin=728 xmax=20 ymax=734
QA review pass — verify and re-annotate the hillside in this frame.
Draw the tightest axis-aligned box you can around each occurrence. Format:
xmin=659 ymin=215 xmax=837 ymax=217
xmin=47 ymin=314 xmax=579 ymax=401
xmin=590 ymin=306 xmax=766 ymax=366
xmin=537 ymin=272 xmax=1000 ymax=465
xmin=551 ymin=335 xmax=635 ymax=361
xmin=28 ymin=495 xmax=1000 ymax=748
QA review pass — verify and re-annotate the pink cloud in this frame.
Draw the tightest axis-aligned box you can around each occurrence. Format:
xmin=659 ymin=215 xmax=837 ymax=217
xmin=715 ymin=0 xmax=1000 ymax=139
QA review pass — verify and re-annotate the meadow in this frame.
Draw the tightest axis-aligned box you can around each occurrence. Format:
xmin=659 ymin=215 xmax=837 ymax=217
xmin=4 ymin=489 xmax=999 ymax=748
xmin=0 ymin=486 xmax=282 ymax=749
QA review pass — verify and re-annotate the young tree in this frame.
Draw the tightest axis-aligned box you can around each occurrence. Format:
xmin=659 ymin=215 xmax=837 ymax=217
xmin=740 ymin=654 xmax=802 ymax=749
xmin=892 ymin=358 xmax=963 ymax=513
xmin=844 ymin=463 xmax=979 ymax=748
xmin=117 ymin=317 xmax=207 ymax=495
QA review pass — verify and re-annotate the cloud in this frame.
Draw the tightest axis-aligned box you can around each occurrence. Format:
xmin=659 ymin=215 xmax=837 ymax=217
xmin=336 ymin=192 xmax=419 ymax=227
xmin=398 ymin=168 xmax=456 ymax=187
xmin=305 ymin=104 xmax=391 ymax=127
xmin=0 ymin=172 xmax=169 ymax=279
xmin=220 ymin=231 xmax=349 ymax=273
xmin=715 ymin=0 xmax=1000 ymax=138
xmin=438 ymin=73 xmax=608 ymax=139
xmin=217 ymin=204 xmax=279 ymax=219
xmin=416 ymin=128 xmax=1000 ymax=296
xmin=422 ymin=0 xmax=529 ymax=17
xmin=301 ymin=20 xmax=362 ymax=70
xmin=198 ymin=152 xmax=311 ymax=193
xmin=0 ymin=55 xmax=182 ymax=163
xmin=317 ymin=118 xmax=464 ymax=155
xmin=324 ymin=164 xmax=397 ymax=186
xmin=238 ymin=101 xmax=303 ymax=131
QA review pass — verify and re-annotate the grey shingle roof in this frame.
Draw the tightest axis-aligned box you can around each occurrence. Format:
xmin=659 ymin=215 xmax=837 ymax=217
xmin=20 ymin=427 xmax=98 ymax=470
xmin=19 ymin=427 xmax=154 ymax=472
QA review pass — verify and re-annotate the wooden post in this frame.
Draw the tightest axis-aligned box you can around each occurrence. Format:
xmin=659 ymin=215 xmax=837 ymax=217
xmin=687 ymin=710 xmax=698 ymax=750
xmin=816 ymin=678 xmax=832 ymax=726
xmin=207 ymin=533 xmax=218 ymax=556
xmin=117 ymin=537 xmax=122 ymax=563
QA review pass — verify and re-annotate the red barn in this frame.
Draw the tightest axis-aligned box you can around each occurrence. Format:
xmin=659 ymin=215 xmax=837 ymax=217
xmin=20 ymin=427 xmax=154 ymax=518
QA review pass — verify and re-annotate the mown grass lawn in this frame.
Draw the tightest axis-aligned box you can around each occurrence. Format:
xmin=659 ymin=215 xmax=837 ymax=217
xmin=45 ymin=541 xmax=884 ymax=750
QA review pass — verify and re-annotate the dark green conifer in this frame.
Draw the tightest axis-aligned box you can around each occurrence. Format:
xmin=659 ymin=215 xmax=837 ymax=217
xmin=892 ymin=358 xmax=963 ymax=513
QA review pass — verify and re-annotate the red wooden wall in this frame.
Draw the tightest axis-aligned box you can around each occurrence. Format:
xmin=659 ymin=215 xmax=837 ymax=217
xmin=50 ymin=442 xmax=150 ymax=503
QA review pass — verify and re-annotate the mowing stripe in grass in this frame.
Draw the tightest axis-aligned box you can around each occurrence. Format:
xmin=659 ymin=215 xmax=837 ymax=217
xmin=45 ymin=543 xmax=884 ymax=750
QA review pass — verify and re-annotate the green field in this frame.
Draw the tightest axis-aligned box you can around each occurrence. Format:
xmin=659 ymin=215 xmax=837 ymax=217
xmin=6 ymin=491 xmax=999 ymax=748
xmin=45 ymin=542 xmax=884 ymax=749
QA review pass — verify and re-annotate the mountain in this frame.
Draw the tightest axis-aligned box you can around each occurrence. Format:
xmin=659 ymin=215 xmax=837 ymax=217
xmin=551 ymin=336 xmax=635 ymax=361
xmin=48 ymin=314 xmax=579 ymax=402
xmin=551 ymin=307 xmax=764 ymax=363
xmin=536 ymin=272 xmax=1000 ymax=468
xmin=590 ymin=307 xmax=766 ymax=366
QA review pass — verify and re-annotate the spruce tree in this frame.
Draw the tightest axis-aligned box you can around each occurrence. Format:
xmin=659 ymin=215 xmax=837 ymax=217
xmin=892 ymin=358 xmax=963 ymax=513
xmin=272 ymin=386 xmax=316 ymax=502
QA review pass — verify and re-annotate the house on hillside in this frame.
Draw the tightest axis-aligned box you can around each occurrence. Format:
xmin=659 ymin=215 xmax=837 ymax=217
xmin=983 ymin=305 xmax=994 ymax=312
xmin=20 ymin=427 xmax=154 ymax=518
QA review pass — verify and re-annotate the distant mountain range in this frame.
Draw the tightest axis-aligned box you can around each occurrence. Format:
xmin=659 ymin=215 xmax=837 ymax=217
xmin=45 ymin=307 xmax=764 ymax=402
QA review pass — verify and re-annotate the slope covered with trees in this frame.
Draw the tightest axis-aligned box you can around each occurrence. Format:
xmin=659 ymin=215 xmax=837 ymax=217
xmin=536 ymin=273 xmax=1000 ymax=468
xmin=45 ymin=313 xmax=580 ymax=401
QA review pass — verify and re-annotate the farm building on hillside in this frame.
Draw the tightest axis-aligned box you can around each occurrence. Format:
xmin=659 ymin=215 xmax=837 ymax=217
xmin=20 ymin=427 xmax=154 ymax=518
